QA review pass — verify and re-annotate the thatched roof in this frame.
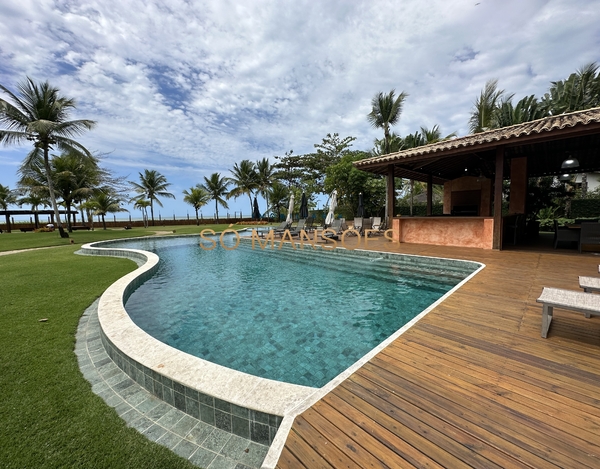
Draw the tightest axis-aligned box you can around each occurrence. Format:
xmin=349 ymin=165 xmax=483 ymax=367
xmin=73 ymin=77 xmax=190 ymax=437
xmin=355 ymin=107 xmax=600 ymax=184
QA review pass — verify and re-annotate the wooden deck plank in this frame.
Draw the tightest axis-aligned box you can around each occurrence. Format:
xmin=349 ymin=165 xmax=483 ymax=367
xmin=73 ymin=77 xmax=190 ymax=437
xmin=275 ymin=241 xmax=600 ymax=468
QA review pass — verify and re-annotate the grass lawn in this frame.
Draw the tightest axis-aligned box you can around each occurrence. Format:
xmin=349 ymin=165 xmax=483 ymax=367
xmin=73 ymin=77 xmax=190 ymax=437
xmin=0 ymin=223 xmax=252 ymax=252
xmin=0 ymin=224 xmax=250 ymax=468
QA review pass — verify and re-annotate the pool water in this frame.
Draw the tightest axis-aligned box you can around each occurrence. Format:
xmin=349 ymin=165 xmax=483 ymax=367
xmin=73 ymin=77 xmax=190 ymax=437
xmin=106 ymin=235 xmax=478 ymax=387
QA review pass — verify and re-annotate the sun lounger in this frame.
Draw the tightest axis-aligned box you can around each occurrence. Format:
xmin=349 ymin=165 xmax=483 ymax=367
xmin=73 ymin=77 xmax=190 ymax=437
xmin=287 ymin=219 xmax=307 ymax=237
xmin=580 ymin=276 xmax=600 ymax=293
xmin=322 ymin=219 xmax=343 ymax=242
xmin=536 ymin=287 xmax=600 ymax=338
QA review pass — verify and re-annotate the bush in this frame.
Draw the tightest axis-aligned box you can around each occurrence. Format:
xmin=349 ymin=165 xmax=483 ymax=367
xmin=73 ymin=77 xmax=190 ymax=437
xmin=571 ymin=199 xmax=600 ymax=218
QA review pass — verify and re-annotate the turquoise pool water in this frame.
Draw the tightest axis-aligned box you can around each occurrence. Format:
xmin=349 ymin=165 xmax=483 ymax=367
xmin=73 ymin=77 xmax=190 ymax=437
xmin=105 ymin=235 xmax=478 ymax=387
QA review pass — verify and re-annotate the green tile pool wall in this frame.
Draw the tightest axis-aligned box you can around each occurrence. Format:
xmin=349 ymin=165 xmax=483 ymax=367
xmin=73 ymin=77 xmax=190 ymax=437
xmin=100 ymin=332 xmax=281 ymax=445
xmin=81 ymin=240 xmax=282 ymax=446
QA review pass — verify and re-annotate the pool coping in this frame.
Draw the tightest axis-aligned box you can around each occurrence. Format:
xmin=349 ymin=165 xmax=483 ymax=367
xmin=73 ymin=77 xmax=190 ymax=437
xmin=79 ymin=232 xmax=485 ymax=466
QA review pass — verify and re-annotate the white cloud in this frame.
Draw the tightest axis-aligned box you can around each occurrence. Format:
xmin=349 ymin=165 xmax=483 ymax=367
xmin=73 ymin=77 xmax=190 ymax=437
xmin=1 ymin=0 xmax=599 ymax=216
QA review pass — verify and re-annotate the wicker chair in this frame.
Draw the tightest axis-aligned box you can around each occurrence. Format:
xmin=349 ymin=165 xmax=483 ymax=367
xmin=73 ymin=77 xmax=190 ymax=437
xmin=554 ymin=220 xmax=580 ymax=249
xmin=579 ymin=222 xmax=600 ymax=253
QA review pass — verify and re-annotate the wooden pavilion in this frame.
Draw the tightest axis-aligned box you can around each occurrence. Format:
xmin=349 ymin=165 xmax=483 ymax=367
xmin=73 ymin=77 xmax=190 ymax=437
xmin=354 ymin=107 xmax=600 ymax=249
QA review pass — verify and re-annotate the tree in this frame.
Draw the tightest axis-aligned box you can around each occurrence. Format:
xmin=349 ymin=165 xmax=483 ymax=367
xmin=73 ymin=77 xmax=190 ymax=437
xmin=227 ymin=160 xmax=258 ymax=216
xmin=541 ymin=62 xmax=600 ymax=114
xmin=367 ymin=89 xmax=408 ymax=154
xmin=255 ymin=158 xmax=274 ymax=214
xmin=0 ymin=77 xmax=96 ymax=238
xmin=183 ymin=186 xmax=210 ymax=225
xmin=88 ymin=192 xmax=127 ymax=230
xmin=267 ymin=181 xmax=288 ymax=222
xmin=324 ymin=151 xmax=384 ymax=219
xmin=469 ymin=79 xmax=506 ymax=133
xmin=0 ymin=184 xmax=17 ymax=232
xmin=17 ymin=189 xmax=49 ymax=229
xmin=19 ymin=151 xmax=103 ymax=231
xmin=494 ymin=94 xmax=546 ymax=128
xmin=133 ymin=198 xmax=151 ymax=228
xmin=201 ymin=173 xmax=229 ymax=222
xmin=130 ymin=169 xmax=175 ymax=226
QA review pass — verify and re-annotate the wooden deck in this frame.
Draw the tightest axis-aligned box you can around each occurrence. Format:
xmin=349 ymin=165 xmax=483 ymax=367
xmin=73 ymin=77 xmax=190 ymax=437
xmin=275 ymin=240 xmax=600 ymax=468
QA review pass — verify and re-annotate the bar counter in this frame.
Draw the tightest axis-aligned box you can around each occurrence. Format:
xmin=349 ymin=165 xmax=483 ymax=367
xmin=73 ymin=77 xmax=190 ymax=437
xmin=392 ymin=216 xmax=494 ymax=250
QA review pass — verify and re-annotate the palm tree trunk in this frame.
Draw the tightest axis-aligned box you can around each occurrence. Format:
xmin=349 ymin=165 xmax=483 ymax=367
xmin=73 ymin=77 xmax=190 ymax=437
xmin=150 ymin=200 xmax=155 ymax=226
xmin=248 ymin=194 xmax=253 ymax=218
xmin=43 ymin=146 xmax=68 ymax=238
xmin=102 ymin=214 xmax=107 ymax=230
xmin=66 ymin=201 xmax=73 ymax=232
xmin=195 ymin=207 xmax=199 ymax=226
xmin=215 ymin=200 xmax=219 ymax=222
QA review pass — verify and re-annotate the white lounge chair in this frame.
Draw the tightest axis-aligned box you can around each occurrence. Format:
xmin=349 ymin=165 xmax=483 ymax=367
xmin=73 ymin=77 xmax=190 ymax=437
xmin=580 ymin=276 xmax=600 ymax=293
xmin=536 ymin=287 xmax=600 ymax=338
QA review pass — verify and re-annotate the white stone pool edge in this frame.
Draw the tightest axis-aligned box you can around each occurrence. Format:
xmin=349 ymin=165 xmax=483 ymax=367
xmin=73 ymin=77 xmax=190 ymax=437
xmin=80 ymin=233 xmax=485 ymax=468
xmin=80 ymin=236 xmax=317 ymax=420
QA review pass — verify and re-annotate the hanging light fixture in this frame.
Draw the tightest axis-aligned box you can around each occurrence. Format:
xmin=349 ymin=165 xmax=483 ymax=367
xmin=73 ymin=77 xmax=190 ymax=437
xmin=559 ymin=173 xmax=571 ymax=182
xmin=561 ymin=157 xmax=579 ymax=169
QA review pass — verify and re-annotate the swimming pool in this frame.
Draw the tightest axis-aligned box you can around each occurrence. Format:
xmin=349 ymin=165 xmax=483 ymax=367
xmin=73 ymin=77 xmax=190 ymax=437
xmin=104 ymin=234 xmax=479 ymax=388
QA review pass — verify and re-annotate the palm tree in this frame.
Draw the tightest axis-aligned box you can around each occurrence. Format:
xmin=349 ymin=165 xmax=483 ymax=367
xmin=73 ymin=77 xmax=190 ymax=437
xmin=183 ymin=186 xmax=210 ymax=225
xmin=227 ymin=160 xmax=258 ymax=216
xmin=494 ymin=94 xmax=546 ymax=128
xmin=17 ymin=189 xmax=49 ymax=229
xmin=0 ymin=78 xmax=96 ymax=238
xmin=130 ymin=169 xmax=175 ymax=226
xmin=201 ymin=172 xmax=229 ymax=222
xmin=267 ymin=181 xmax=288 ymax=222
xmin=133 ymin=198 xmax=151 ymax=228
xmin=19 ymin=151 xmax=102 ymax=231
xmin=367 ymin=89 xmax=408 ymax=155
xmin=469 ymin=79 xmax=506 ymax=133
xmin=88 ymin=192 xmax=127 ymax=230
xmin=0 ymin=184 xmax=17 ymax=232
xmin=541 ymin=62 xmax=600 ymax=114
xmin=255 ymin=158 xmax=274 ymax=214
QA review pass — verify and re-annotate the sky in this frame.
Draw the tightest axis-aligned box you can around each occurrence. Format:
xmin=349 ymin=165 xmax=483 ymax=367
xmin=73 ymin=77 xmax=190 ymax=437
xmin=1 ymin=0 xmax=599 ymax=220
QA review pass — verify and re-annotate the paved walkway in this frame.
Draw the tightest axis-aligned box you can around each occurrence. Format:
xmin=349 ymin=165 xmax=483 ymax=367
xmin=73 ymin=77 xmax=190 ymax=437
xmin=76 ymin=299 xmax=269 ymax=469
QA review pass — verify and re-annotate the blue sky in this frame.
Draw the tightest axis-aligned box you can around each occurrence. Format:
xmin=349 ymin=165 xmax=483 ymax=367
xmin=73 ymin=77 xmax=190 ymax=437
xmin=1 ymin=0 xmax=599 ymax=220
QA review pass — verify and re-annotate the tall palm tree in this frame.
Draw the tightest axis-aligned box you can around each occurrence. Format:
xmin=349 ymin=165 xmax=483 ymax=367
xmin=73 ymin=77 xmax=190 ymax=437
xmin=367 ymin=89 xmax=408 ymax=155
xmin=469 ymin=79 xmax=506 ymax=133
xmin=130 ymin=169 xmax=175 ymax=226
xmin=183 ymin=185 xmax=210 ymax=225
xmin=227 ymin=160 xmax=258 ymax=216
xmin=201 ymin=172 xmax=229 ymax=222
xmin=0 ymin=184 xmax=17 ymax=232
xmin=133 ymin=198 xmax=151 ymax=228
xmin=0 ymin=78 xmax=96 ymax=238
xmin=255 ymin=158 xmax=274 ymax=214
xmin=88 ymin=192 xmax=127 ymax=230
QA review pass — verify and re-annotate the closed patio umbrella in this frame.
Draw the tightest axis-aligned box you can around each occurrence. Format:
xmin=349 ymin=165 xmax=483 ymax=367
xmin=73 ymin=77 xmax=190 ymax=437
xmin=285 ymin=193 xmax=295 ymax=224
xmin=357 ymin=192 xmax=364 ymax=218
xmin=325 ymin=190 xmax=337 ymax=226
xmin=252 ymin=196 xmax=261 ymax=220
xmin=299 ymin=193 xmax=309 ymax=219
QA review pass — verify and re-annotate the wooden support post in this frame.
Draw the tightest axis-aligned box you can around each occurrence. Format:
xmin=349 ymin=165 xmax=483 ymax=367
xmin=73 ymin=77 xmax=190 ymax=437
xmin=493 ymin=146 xmax=505 ymax=250
xmin=427 ymin=173 xmax=433 ymax=216
xmin=386 ymin=164 xmax=395 ymax=226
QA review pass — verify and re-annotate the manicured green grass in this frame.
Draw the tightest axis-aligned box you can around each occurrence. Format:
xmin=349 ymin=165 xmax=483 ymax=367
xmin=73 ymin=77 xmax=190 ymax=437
xmin=0 ymin=246 xmax=200 ymax=468
xmin=0 ymin=224 xmax=251 ymax=252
